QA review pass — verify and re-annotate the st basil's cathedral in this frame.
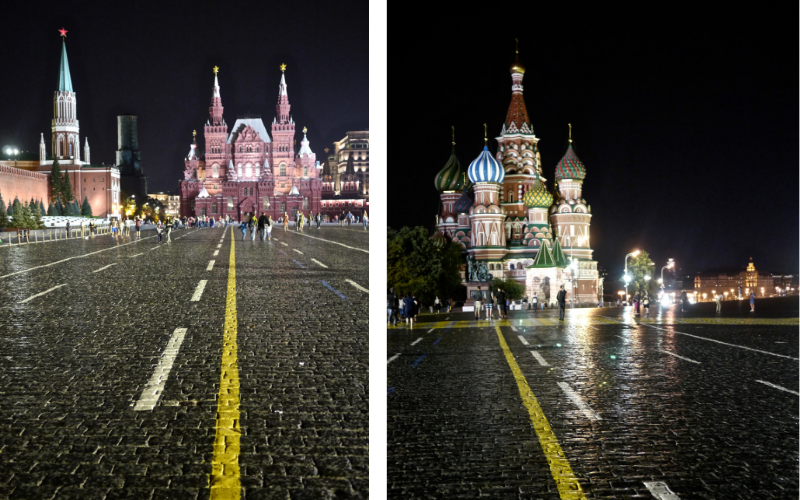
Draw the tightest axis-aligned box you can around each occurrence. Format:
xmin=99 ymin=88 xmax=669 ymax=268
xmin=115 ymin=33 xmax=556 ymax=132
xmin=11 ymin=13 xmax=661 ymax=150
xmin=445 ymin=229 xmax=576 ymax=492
xmin=179 ymin=65 xmax=322 ymax=221
xmin=434 ymin=50 xmax=603 ymax=306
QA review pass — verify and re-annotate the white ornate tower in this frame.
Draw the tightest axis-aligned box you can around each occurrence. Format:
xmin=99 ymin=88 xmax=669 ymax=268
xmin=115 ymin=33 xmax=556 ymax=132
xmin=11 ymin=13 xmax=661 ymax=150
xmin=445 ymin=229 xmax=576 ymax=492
xmin=83 ymin=137 xmax=90 ymax=165
xmin=52 ymin=30 xmax=80 ymax=163
xmin=467 ymin=125 xmax=506 ymax=261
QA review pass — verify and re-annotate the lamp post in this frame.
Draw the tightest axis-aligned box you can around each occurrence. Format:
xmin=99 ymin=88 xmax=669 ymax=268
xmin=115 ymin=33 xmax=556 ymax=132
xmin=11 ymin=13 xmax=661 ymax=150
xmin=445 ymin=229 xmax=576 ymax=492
xmin=624 ymin=250 xmax=640 ymax=305
xmin=659 ymin=258 xmax=674 ymax=291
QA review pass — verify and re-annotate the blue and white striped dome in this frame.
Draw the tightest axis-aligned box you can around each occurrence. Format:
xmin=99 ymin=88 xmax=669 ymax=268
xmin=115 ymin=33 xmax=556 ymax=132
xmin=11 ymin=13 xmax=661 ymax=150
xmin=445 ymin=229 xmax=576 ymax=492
xmin=468 ymin=146 xmax=505 ymax=184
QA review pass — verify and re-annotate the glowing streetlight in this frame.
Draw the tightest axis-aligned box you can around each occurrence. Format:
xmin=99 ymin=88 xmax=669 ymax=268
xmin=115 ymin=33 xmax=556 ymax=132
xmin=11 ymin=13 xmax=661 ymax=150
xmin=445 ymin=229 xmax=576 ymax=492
xmin=660 ymin=259 xmax=674 ymax=290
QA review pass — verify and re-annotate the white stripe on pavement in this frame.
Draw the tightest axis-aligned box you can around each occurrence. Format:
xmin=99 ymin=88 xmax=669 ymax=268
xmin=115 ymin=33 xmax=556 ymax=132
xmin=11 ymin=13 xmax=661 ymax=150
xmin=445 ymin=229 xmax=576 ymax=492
xmin=642 ymin=324 xmax=799 ymax=360
xmin=518 ymin=335 xmax=529 ymax=346
xmin=557 ymin=382 xmax=602 ymax=420
xmin=643 ymin=481 xmax=682 ymax=500
xmin=293 ymin=249 xmax=303 ymax=254
xmin=216 ymin=244 xmax=222 ymax=248
xmin=292 ymin=231 xmax=369 ymax=253
xmin=659 ymin=350 xmax=701 ymax=364
xmin=310 ymin=259 xmax=328 ymax=268
xmin=280 ymin=242 xmax=288 ymax=246
xmin=510 ymin=325 xmax=518 ymax=332
xmin=190 ymin=280 xmax=208 ymax=302
xmin=411 ymin=338 xmax=423 ymax=346
xmin=530 ymin=351 xmax=549 ymax=366
xmin=133 ymin=328 xmax=189 ymax=411
xmin=755 ymin=380 xmax=800 ymax=396
xmin=130 ymin=253 xmax=145 ymax=257
xmin=427 ymin=328 xmax=434 ymax=333
xmin=387 ymin=353 xmax=401 ymax=364
xmin=19 ymin=284 xmax=67 ymax=304
xmin=92 ymin=263 xmax=117 ymax=273
xmin=206 ymin=260 xmax=215 ymax=271
xmin=213 ymin=250 xmax=219 ymax=256
xmin=345 ymin=279 xmax=369 ymax=292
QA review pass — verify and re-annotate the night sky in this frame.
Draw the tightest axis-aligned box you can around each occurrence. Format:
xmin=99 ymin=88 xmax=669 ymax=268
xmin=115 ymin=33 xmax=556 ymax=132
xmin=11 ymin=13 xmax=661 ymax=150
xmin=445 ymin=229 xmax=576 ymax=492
xmin=387 ymin=9 xmax=798 ymax=283
xmin=0 ymin=0 xmax=368 ymax=193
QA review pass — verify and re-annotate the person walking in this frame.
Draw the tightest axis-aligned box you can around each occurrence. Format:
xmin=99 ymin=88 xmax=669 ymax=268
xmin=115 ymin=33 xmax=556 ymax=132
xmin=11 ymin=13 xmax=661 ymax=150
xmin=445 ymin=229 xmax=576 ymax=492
xmin=434 ymin=296 xmax=442 ymax=314
xmin=258 ymin=212 xmax=268 ymax=241
xmin=557 ymin=285 xmax=567 ymax=321
xmin=240 ymin=219 xmax=247 ymax=241
xmin=265 ymin=215 xmax=274 ymax=241
xmin=474 ymin=286 xmax=483 ymax=321
xmin=283 ymin=212 xmax=289 ymax=231
xmin=65 ymin=221 xmax=71 ymax=239
xmin=643 ymin=292 xmax=650 ymax=317
xmin=680 ymin=290 xmax=688 ymax=312
xmin=135 ymin=217 xmax=142 ymax=238
xmin=532 ymin=294 xmax=538 ymax=311
xmin=316 ymin=212 xmax=321 ymax=229
xmin=156 ymin=222 xmax=163 ymax=243
xmin=363 ymin=212 xmax=369 ymax=230
xmin=715 ymin=292 xmax=722 ymax=314
xmin=250 ymin=214 xmax=257 ymax=241
xmin=749 ymin=290 xmax=756 ymax=312
xmin=633 ymin=292 xmax=640 ymax=315
xmin=486 ymin=293 xmax=495 ymax=321
xmin=403 ymin=294 xmax=416 ymax=328
xmin=89 ymin=220 xmax=96 ymax=238
xmin=497 ymin=288 xmax=507 ymax=319
xmin=165 ymin=218 xmax=173 ymax=243
xmin=387 ymin=287 xmax=398 ymax=326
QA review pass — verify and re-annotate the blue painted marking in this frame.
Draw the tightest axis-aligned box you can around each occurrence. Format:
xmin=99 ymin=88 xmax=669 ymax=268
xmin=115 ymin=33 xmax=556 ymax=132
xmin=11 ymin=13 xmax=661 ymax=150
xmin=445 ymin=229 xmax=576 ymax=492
xmin=279 ymin=249 xmax=287 ymax=255
xmin=292 ymin=259 xmax=307 ymax=269
xmin=411 ymin=354 xmax=426 ymax=368
xmin=321 ymin=280 xmax=348 ymax=300
xmin=433 ymin=337 xmax=442 ymax=345
xmin=387 ymin=387 xmax=395 ymax=396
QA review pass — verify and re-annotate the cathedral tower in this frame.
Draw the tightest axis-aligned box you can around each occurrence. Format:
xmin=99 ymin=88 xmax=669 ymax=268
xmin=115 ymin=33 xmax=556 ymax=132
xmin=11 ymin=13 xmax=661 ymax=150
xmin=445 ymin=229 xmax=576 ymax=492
xmin=467 ymin=126 xmax=506 ymax=261
xmin=272 ymin=65 xmax=296 ymax=185
xmin=434 ymin=126 xmax=464 ymax=239
xmin=204 ymin=67 xmax=228 ymax=179
xmin=52 ymin=32 xmax=80 ymax=162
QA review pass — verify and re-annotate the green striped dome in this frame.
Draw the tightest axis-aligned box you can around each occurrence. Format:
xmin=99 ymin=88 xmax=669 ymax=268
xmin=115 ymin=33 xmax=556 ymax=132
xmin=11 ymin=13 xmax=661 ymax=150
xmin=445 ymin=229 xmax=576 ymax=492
xmin=434 ymin=148 xmax=464 ymax=192
xmin=523 ymin=180 xmax=553 ymax=208
xmin=555 ymin=144 xmax=586 ymax=180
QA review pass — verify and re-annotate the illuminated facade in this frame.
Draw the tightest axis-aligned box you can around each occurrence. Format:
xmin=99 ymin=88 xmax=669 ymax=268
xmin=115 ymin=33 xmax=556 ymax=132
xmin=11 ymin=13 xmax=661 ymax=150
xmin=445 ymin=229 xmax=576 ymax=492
xmin=693 ymin=258 xmax=775 ymax=298
xmin=320 ymin=131 xmax=369 ymax=220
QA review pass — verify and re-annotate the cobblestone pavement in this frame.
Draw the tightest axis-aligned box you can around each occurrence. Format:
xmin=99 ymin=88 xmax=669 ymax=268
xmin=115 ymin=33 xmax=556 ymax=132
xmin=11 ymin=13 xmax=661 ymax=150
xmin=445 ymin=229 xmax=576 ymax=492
xmin=0 ymin=225 xmax=368 ymax=499
xmin=387 ymin=305 xmax=799 ymax=499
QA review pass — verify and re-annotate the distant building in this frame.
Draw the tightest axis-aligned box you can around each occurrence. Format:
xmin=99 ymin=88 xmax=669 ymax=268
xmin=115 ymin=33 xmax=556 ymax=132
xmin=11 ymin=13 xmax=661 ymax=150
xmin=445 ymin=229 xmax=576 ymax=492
xmin=117 ymin=115 xmax=148 ymax=202
xmin=320 ymin=131 xmax=370 ymax=220
xmin=149 ymin=192 xmax=179 ymax=217
xmin=694 ymin=258 xmax=777 ymax=299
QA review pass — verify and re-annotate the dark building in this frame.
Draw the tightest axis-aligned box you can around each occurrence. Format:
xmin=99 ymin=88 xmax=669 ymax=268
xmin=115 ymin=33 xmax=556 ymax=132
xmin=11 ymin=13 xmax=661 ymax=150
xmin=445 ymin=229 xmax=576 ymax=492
xmin=116 ymin=115 xmax=147 ymax=202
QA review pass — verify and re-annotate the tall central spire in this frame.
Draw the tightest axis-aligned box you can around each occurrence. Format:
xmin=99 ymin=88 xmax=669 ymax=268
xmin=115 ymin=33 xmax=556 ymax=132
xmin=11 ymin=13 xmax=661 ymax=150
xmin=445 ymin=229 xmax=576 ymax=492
xmin=58 ymin=39 xmax=73 ymax=92
xmin=276 ymin=64 xmax=291 ymax=124
xmin=503 ymin=43 xmax=532 ymax=134
xmin=209 ymin=66 xmax=224 ymax=126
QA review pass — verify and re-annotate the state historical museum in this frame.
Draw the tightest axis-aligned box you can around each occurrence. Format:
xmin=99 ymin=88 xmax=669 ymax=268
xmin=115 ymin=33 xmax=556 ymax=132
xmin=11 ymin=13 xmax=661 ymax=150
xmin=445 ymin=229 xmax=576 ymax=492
xmin=179 ymin=66 xmax=321 ymax=221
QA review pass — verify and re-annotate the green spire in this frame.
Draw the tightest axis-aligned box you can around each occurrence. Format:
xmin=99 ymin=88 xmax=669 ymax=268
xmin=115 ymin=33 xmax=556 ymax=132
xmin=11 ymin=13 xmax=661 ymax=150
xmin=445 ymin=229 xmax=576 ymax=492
xmin=527 ymin=240 xmax=556 ymax=268
xmin=551 ymin=236 xmax=569 ymax=267
xmin=58 ymin=41 xmax=73 ymax=92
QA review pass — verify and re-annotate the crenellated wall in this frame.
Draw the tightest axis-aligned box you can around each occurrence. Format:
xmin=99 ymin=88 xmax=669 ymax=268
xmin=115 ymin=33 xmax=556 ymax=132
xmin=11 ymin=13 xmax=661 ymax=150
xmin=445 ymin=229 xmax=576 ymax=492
xmin=0 ymin=165 xmax=49 ymax=205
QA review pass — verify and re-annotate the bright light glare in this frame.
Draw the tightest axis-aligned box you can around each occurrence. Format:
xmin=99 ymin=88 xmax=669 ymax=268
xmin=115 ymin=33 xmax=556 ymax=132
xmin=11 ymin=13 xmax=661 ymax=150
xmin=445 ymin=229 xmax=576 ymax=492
xmin=632 ymin=250 xmax=640 ymax=256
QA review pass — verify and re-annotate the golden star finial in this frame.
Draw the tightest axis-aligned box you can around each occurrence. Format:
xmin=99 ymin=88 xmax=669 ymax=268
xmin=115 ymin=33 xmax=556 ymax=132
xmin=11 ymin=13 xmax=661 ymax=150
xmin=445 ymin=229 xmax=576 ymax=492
xmin=280 ymin=63 xmax=287 ymax=73
xmin=213 ymin=66 xmax=219 ymax=74
xmin=303 ymin=127 xmax=307 ymax=134
xmin=59 ymin=28 xmax=68 ymax=39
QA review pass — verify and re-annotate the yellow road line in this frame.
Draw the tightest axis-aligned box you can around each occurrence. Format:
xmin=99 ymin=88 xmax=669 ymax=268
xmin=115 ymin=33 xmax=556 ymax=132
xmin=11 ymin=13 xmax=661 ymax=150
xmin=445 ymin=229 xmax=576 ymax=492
xmin=403 ymin=316 xmax=798 ymax=330
xmin=494 ymin=325 xmax=586 ymax=499
xmin=210 ymin=236 xmax=241 ymax=499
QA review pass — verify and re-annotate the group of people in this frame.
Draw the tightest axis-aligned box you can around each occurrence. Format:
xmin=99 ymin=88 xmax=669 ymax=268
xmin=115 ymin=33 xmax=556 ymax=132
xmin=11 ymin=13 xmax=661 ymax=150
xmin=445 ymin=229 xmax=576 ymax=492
xmin=239 ymin=213 xmax=275 ymax=241
xmin=471 ymin=286 xmax=512 ymax=320
xmin=386 ymin=287 xmax=419 ymax=327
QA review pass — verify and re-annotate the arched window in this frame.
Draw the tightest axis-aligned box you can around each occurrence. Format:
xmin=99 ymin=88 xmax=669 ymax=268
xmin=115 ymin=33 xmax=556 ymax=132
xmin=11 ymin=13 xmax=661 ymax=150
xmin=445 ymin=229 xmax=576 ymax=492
xmin=245 ymin=163 xmax=252 ymax=177
xmin=212 ymin=164 xmax=219 ymax=178
xmin=69 ymin=139 xmax=73 ymax=157
xmin=255 ymin=163 xmax=260 ymax=177
xmin=304 ymin=166 xmax=308 ymax=177
xmin=243 ymin=188 xmax=247 ymax=196
xmin=249 ymin=188 xmax=253 ymax=196
xmin=238 ymin=146 xmax=242 ymax=153
xmin=510 ymin=263 xmax=515 ymax=270
xmin=280 ymin=163 xmax=286 ymax=176
xmin=237 ymin=164 xmax=242 ymax=177
xmin=211 ymin=203 xmax=217 ymax=214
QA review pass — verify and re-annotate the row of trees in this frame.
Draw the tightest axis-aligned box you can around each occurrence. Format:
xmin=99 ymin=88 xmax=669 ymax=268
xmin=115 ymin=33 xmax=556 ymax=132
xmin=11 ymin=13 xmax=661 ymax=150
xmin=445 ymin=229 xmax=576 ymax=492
xmin=0 ymin=190 xmax=93 ymax=230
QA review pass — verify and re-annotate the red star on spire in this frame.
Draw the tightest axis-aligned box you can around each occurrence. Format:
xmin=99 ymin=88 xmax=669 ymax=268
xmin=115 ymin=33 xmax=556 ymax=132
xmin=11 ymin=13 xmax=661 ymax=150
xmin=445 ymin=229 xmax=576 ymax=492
xmin=59 ymin=28 xmax=67 ymax=38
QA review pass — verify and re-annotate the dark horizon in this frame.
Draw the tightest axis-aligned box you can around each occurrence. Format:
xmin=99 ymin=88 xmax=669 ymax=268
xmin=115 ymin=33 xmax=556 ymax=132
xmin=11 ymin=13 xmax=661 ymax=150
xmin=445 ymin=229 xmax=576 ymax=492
xmin=0 ymin=0 xmax=368 ymax=195
xmin=387 ymin=10 xmax=798 ymax=284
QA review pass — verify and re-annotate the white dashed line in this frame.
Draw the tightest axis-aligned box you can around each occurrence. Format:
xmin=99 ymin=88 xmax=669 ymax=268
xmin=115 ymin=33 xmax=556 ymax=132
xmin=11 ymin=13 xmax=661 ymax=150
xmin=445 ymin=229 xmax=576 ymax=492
xmin=510 ymin=325 xmax=518 ymax=332
xmin=206 ymin=260 xmax=215 ymax=271
xmin=310 ymin=259 xmax=328 ymax=268
xmin=131 ymin=253 xmax=145 ymax=257
xmin=93 ymin=263 xmax=117 ymax=273
xmin=642 ymin=324 xmax=798 ymax=360
xmin=530 ymin=351 xmax=549 ymax=366
xmin=518 ymin=335 xmax=529 ymax=346
xmin=427 ymin=328 xmax=434 ymax=333
xmin=20 ymin=284 xmax=67 ymax=304
xmin=345 ymin=279 xmax=369 ymax=292
xmin=293 ymin=249 xmax=303 ymax=255
xmin=557 ymin=382 xmax=602 ymax=420
xmin=133 ymin=328 xmax=189 ymax=411
xmin=755 ymin=380 xmax=799 ymax=396
xmin=411 ymin=338 xmax=423 ymax=346
xmin=643 ymin=481 xmax=682 ymax=500
xmin=216 ymin=244 xmax=222 ymax=249
xmin=213 ymin=250 xmax=219 ymax=256
xmin=292 ymin=231 xmax=368 ymax=253
xmin=280 ymin=242 xmax=288 ymax=246
xmin=659 ymin=350 xmax=701 ymax=364
xmin=387 ymin=353 xmax=401 ymax=364
xmin=190 ymin=280 xmax=208 ymax=302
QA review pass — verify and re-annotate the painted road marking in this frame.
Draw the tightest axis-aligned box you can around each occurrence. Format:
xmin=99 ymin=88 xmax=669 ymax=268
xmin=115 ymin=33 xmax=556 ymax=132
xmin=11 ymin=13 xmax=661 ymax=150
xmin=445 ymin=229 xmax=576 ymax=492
xmin=387 ymin=353 xmax=401 ymax=364
xmin=659 ymin=350 xmax=701 ymax=364
xmin=133 ymin=327 xmax=188 ymax=411
xmin=411 ymin=354 xmax=426 ymax=368
xmin=213 ymin=250 xmax=219 ymax=256
xmin=279 ymin=250 xmax=287 ymax=256
xmin=321 ymin=280 xmax=348 ymax=300
xmin=130 ymin=252 xmax=145 ymax=257
xmin=293 ymin=249 xmax=303 ymax=254
xmin=206 ymin=260 xmax=215 ymax=271
xmin=643 ymin=324 xmax=799 ymax=360
xmin=494 ymin=325 xmax=587 ymax=498
xmin=345 ymin=279 xmax=369 ymax=293
xmin=217 ymin=244 xmax=222 ymax=248
xmin=190 ymin=280 xmax=208 ymax=302
xmin=210 ymin=232 xmax=240 ymax=496
xmin=292 ymin=259 xmax=307 ymax=269
xmin=387 ymin=387 xmax=395 ymax=396
xmin=530 ymin=351 xmax=550 ymax=366
xmin=511 ymin=325 xmax=518 ymax=332
xmin=643 ymin=481 xmax=682 ymax=500
xmin=557 ymin=382 xmax=602 ymax=421
xmin=92 ymin=263 xmax=117 ymax=273
xmin=518 ymin=335 xmax=529 ymax=346
xmin=310 ymin=258 xmax=328 ymax=268
xmin=149 ymin=246 xmax=160 ymax=251
xmin=411 ymin=338 xmax=423 ymax=346
xmin=292 ymin=231 xmax=369 ymax=253
xmin=19 ymin=284 xmax=66 ymax=304
xmin=280 ymin=242 xmax=288 ymax=246
xmin=0 ymin=235 xmax=155 ymax=280
xmin=427 ymin=328 xmax=434 ymax=333
xmin=755 ymin=380 xmax=800 ymax=396
xmin=432 ymin=337 xmax=442 ymax=346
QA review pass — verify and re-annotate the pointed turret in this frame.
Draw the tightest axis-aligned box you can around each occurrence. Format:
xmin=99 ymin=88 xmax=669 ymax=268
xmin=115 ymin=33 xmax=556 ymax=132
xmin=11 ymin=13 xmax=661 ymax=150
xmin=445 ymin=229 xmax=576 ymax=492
xmin=209 ymin=66 xmax=224 ymax=126
xmin=187 ymin=131 xmax=198 ymax=160
xmin=298 ymin=129 xmax=313 ymax=156
xmin=52 ymin=30 xmax=79 ymax=161
xmin=504 ymin=43 xmax=532 ymax=134
xmin=276 ymin=64 xmax=291 ymax=124
xmin=39 ymin=134 xmax=46 ymax=164
xmin=58 ymin=40 xmax=73 ymax=92
xmin=83 ymin=137 xmax=90 ymax=164
xmin=435 ymin=127 xmax=464 ymax=193
xmin=551 ymin=237 xmax=569 ymax=267
xmin=527 ymin=241 xmax=556 ymax=268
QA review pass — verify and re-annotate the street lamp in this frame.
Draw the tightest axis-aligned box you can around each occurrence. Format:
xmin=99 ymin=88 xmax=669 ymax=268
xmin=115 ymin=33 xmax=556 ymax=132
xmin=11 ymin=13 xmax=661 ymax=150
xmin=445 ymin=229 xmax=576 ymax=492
xmin=660 ymin=259 xmax=674 ymax=291
xmin=624 ymin=250 xmax=640 ymax=305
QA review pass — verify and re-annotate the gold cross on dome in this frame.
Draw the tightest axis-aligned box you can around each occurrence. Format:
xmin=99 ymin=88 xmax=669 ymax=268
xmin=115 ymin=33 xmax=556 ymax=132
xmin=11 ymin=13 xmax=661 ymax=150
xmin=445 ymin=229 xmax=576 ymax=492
xmin=213 ymin=66 xmax=219 ymax=74
xmin=280 ymin=63 xmax=287 ymax=72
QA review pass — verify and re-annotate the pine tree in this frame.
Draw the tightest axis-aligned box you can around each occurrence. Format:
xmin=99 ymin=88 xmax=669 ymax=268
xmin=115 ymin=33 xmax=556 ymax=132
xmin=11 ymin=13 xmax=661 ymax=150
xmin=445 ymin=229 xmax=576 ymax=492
xmin=39 ymin=200 xmax=46 ymax=215
xmin=7 ymin=201 xmax=13 ymax=217
xmin=54 ymin=199 xmax=63 ymax=216
xmin=73 ymin=198 xmax=81 ymax=216
xmin=10 ymin=200 xmax=26 ymax=229
xmin=22 ymin=202 xmax=35 ymax=230
xmin=47 ymin=202 xmax=55 ymax=216
xmin=50 ymin=160 xmax=63 ymax=204
xmin=62 ymin=169 xmax=74 ymax=203
xmin=81 ymin=196 xmax=93 ymax=216
xmin=32 ymin=203 xmax=44 ymax=229
xmin=0 ymin=191 xmax=7 ymax=228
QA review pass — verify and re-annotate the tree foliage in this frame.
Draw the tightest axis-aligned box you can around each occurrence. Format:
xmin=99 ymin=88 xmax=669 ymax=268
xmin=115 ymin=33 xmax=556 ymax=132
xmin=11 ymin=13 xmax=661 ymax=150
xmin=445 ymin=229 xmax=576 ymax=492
xmin=492 ymin=278 xmax=525 ymax=300
xmin=50 ymin=160 xmax=63 ymax=203
xmin=62 ymin=171 xmax=74 ymax=204
xmin=388 ymin=226 xmax=464 ymax=306
xmin=0 ymin=191 xmax=7 ymax=229
xmin=81 ymin=196 xmax=92 ymax=216
xmin=622 ymin=250 xmax=658 ymax=295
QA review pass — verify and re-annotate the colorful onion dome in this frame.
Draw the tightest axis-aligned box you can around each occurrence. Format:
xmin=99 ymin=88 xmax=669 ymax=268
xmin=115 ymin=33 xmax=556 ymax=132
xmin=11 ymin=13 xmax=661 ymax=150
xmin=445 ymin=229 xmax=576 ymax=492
xmin=468 ymin=146 xmax=504 ymax=184
xmin=555 ymin=144 xmax=586 ymax=181
xmin=430 ymin=229 xmax=447 ymax=249
xmin=434 ymin=148 xmax=464 ymax=192
xmin=523 ymin=180 xmax=553 ymax=209
xmin=454 ymin=189 xmax=473 ymax=213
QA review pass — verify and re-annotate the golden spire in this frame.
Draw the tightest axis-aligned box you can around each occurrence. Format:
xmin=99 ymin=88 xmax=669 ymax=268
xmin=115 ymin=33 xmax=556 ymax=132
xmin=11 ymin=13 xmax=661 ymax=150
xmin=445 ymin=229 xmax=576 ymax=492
xmin=303 ymin=127 xmax=307 ymax=134
xmin=516 ymin=38 xmax=519 ymax=54
xmin=568 ymin=123 xmax=572 ymax=144
xmin=510 ymin=39 xmax=525 ymax=74
xmin=451 ymin=125 xmax=455 ymax=147
xmin=193 ymin=130 xmax=196 ymax=137
xmin=213 ymin=66 xmax=219 ymax=74
xmin=483 ymin=123 xmax=488 ymax=145
xmin=280 ymin=63 xmax=287 ymax=72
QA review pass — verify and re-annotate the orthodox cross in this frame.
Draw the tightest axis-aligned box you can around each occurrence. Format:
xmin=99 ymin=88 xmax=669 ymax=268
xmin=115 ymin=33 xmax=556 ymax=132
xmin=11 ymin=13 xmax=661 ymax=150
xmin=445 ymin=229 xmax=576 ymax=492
xmin=451 ymin=125 xmax=455 ymax=146
xmin=568 ymin=123 xmax=572 ymax=144
xmin=483 ymin=123 xmax=488 ymax=145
